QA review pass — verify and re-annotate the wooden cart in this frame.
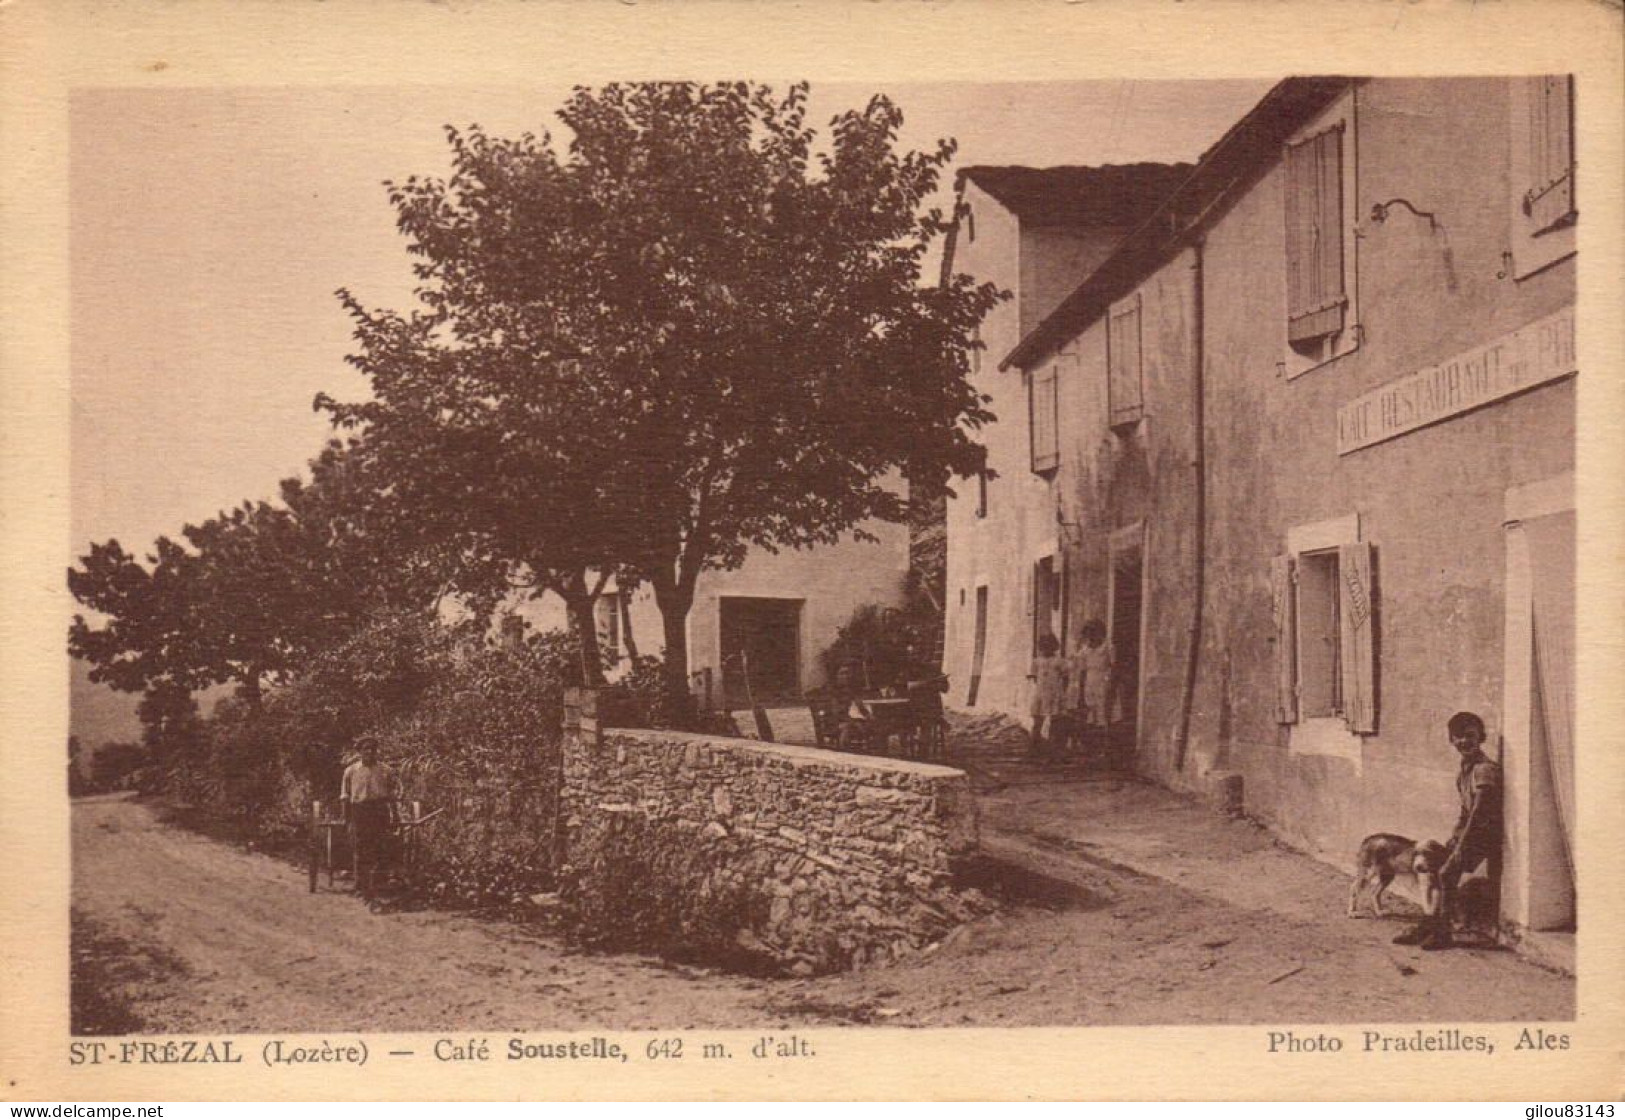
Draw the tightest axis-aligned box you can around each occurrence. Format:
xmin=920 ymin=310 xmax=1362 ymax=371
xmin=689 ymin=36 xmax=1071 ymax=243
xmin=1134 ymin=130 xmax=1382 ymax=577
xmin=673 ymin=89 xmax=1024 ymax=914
xmin=307 ymin=799 xmax=442 ymax=894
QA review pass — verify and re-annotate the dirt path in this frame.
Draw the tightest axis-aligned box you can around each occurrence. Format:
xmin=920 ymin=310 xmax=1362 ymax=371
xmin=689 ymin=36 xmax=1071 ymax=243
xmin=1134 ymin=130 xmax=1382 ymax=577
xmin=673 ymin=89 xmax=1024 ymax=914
xmin=72 ymin=795 xmax=774 ymax=1033
xmin=73 ymin=778 xmax=1573 ymax=1034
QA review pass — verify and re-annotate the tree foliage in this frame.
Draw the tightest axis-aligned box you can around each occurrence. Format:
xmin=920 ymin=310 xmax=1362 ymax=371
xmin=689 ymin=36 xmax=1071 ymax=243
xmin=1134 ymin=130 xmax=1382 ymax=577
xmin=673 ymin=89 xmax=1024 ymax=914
xmin=321 ymin=82 xmax=1002 ymax=710
xmin=68 ymin=440 xmax=442 ymax=703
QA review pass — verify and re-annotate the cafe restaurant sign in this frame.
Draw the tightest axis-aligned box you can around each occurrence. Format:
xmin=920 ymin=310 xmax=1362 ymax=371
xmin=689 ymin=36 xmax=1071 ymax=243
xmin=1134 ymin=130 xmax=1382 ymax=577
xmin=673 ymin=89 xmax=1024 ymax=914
xmin=1337 ymin=307 xmax=1575 ymax=455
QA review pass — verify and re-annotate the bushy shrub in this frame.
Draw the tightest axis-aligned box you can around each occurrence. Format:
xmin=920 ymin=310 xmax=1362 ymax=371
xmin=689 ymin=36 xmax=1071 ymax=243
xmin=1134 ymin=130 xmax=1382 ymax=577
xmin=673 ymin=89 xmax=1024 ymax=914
xmin=601 ymin=653 xmax=698 ymax=730
xmin=174 ymin=609 xmax=577 ymax=905
xmin=819 ymin=598 xmax=949 ymax=695
xmin=385 ymin=638 xmax=570 ymax=906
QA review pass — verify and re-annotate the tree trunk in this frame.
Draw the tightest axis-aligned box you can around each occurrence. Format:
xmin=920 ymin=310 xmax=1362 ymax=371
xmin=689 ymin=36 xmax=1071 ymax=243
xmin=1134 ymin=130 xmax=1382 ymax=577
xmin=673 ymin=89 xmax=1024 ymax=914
xmin=652 ymin=574 xmax=696 ymax=727
xmin=619 ymin=588 xmax=640 ymax=661
xmin=560 ymin=585 xmax=607 ymax=689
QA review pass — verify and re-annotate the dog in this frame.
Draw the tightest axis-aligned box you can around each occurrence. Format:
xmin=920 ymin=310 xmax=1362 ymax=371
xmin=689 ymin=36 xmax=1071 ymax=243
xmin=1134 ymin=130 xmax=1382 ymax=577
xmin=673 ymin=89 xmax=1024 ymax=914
xmin=1347 ymin=833 xmax=1446 ymax=918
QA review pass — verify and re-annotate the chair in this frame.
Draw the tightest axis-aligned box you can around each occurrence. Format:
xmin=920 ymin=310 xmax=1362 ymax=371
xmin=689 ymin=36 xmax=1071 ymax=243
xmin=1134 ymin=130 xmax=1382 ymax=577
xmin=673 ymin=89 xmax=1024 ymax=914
xmin=905 ymin=679 xmax=949 ymax=761
xmin=808 ymin=693 xmax=842 ymax=748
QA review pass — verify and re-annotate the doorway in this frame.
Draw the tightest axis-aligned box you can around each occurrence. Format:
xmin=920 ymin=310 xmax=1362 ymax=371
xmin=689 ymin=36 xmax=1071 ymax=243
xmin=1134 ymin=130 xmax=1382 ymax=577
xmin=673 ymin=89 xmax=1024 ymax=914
xmin=719 ymin=597 xmax=803 ymax=706
xmin=1513 ymin=511 xmax=1576 ymax=931
xmin=1503 ymin=473 xmax=1576 ymax=939
xmin=1108 ymin=526 xmax=1145 ymax=747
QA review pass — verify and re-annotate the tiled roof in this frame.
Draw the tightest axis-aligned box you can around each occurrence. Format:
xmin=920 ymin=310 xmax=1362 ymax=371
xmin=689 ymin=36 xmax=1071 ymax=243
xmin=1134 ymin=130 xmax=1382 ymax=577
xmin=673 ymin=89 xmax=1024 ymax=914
xmin=957 ymin=163 xmax=1194 ymax=227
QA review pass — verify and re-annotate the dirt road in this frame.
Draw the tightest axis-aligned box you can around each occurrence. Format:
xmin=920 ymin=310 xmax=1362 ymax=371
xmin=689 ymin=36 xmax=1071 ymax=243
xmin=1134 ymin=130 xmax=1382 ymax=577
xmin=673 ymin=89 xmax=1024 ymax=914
xmin=73 ymin=783 xmax=1573 ymax=1034
xmin=72 ymin=795 xmax=773 ymax=1033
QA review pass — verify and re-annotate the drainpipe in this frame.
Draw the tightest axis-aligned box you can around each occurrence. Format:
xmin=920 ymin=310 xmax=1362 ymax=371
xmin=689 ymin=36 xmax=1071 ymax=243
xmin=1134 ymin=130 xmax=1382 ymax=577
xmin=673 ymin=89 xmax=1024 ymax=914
xmin=1174 ymin=238 xmax=1207 ymax=773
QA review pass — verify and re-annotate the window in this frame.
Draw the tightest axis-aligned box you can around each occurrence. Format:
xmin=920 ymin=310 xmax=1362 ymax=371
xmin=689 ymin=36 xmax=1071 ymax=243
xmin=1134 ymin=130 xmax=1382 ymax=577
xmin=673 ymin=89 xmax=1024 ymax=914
xmin=1273 ymin=534 xmax=1377 ymax=733
xmin=1107 ymin=293 xmax=1144 ymax=428
xmin=967 ymin=585 xmax=989 ymax=707
xmin=1029 ymin=363 xmax=1059 ymax=474
xmin=594 ymin=592 xmax=622 ymax=662
xmin=499 ymin=613 xmax=526 ymax=651
xmin=1509 ymin=76 xmax=1577 ymax=279
xmin=1281 ymin=93 xmax=1361 ymax=377
xmin=1295 ymin=551 xmax=1342 ymax=717
xmin=1284 ymin=124 xmax=1347 ymax=353
xmin=975 ymin=468 xmax=988 ymax=519
xmin=970 ymin=325 xmax=982 ymax=377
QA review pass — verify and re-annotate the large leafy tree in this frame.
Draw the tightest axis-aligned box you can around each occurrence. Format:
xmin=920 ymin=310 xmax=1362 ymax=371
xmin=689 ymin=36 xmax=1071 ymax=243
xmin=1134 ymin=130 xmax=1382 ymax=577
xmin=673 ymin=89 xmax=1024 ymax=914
xmin=68 ymin=440 xmax=440 ymax=705
xmin=322 ymin=82 xmax=1000 ymax=711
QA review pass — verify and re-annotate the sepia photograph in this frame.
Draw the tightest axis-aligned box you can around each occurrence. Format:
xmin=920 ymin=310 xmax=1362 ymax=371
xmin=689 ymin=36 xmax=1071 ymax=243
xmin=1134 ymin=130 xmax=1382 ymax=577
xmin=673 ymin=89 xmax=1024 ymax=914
xmin=64 ymin=72 xmax=1577 ymax=1034
xmin=4 ymin=0 xmax=1622 ymax=1104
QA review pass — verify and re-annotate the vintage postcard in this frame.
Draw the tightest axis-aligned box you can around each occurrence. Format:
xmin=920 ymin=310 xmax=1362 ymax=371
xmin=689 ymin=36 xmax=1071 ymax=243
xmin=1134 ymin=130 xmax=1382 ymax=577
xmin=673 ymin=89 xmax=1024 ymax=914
xmin=3 ymin=0 xmax=1622 ymax=1102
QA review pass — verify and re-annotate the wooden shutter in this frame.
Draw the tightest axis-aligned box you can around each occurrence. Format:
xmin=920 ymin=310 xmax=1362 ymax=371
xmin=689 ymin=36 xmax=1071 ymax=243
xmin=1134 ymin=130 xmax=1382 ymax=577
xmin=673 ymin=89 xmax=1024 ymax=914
xmin=1059 ymin=551 xmax=1070 ymax=654
xmin=1284 ymin=126 xmax=1347 ymax=344
xmin=1108 ymin=295 xmax=1144 ymax=427
xmin=1272 ymin=554 xmax=1298 ymax=723
xmin=967 ymin=586 xmax=988 ymax=707
xmin=1525 ymin=76 xmax=1576 ymax=232
xmin=1338 ymin=542 xmax=1377 ymax=734
xmin=1030 ymin=364 xmax=1060 ymax=473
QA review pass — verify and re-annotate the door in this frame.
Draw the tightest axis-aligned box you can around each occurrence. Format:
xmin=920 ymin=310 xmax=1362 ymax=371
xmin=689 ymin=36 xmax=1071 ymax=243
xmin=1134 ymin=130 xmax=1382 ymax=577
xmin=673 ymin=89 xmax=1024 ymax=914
xmin=1521 ymin=510 xmax=1576 ymax=931
xmin=1503 ymin=473 xmax=1576 ymax=938
xmin=719 ymin=597 xmax=803 ymax=706
xmin=1108 ymin=532 xmax=1144 ymax=742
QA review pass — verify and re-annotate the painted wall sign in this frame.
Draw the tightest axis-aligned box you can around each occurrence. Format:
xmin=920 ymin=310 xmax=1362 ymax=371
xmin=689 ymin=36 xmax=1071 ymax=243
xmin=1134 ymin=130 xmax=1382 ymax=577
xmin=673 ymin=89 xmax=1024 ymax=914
xmin=1336 ymin=307 xmax=1575 ymax=454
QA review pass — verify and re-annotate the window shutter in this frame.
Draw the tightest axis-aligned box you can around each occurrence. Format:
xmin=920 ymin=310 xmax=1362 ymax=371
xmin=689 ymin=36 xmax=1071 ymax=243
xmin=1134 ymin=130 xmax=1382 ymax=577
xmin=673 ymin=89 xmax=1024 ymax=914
xmin=1108 ymin=295 xmax=1144 ymax=427
xmin=1338 ymin=542 xmax=1377 ymax=734
xmin=1272 ymin=554 xmax=1298 ymax=723
xmin=1285 ymin=127 xmax=1347 ymax=344
xmin=1059 ymin=551 xmax=1070 ymax=654
xmin=1526 ymin=76 xmax=1576 ymax=232
xmin=1030 ymin=363 xmax=1060 ymax=473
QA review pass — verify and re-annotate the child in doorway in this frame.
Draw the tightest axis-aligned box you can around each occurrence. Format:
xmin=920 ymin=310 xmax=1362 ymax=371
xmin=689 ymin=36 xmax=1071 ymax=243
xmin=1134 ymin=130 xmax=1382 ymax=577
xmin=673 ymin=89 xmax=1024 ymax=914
xmin=1029 ymin=633 xmax=1067 ymax=761
xmin=1074 ymin=619 xmax=1113 ymax=765
xmin=1077 ymin=619 xmax=1113 ymax=732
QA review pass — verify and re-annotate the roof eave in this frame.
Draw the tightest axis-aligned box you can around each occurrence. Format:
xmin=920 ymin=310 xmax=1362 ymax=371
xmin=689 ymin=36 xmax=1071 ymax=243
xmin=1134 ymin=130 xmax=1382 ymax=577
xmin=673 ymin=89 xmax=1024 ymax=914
xmin=998 ymin=77 xmax=1357 ymax=372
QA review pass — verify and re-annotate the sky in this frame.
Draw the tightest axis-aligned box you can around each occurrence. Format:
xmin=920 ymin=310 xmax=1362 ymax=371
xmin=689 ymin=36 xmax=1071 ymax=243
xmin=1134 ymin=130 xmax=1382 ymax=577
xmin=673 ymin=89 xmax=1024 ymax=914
xmin=68 ymin=79 xmax=1273 ymax=742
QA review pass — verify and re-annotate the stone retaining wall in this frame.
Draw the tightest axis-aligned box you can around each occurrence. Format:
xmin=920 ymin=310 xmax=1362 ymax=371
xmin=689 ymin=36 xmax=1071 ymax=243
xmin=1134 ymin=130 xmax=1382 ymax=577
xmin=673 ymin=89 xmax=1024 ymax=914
xmin=559 ymin=690 xmax=981 ymax=974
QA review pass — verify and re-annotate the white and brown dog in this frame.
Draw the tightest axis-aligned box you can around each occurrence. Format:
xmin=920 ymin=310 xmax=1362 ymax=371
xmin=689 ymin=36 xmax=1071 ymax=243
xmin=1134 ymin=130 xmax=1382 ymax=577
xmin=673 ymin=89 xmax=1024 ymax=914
xmin=1347 ymin=834 xmax=1447 ymax=918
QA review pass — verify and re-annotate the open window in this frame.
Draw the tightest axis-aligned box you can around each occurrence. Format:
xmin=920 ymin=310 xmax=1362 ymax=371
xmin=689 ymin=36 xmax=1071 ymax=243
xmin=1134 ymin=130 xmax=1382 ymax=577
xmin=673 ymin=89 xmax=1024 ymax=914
xmin=1274 ymin=533 xmax=1377 ymax=734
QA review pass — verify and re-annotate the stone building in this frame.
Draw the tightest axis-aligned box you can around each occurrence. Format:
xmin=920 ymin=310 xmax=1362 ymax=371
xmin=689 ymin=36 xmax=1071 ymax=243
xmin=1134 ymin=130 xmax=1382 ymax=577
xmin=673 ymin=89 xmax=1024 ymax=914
xmin=949 ymin=77 xmax=1576 ymax=957
xmin=513 ymin=524 xmax=910 ymax=708
xmin=938 ymin=163 xmax=1193 ymax=718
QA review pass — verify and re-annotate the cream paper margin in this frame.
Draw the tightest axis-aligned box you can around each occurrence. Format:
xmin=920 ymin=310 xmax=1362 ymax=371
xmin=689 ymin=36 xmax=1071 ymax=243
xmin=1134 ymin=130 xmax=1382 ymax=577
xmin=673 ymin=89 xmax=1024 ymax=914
xmin=2 ymin=0 xmax=1621 ymax=1102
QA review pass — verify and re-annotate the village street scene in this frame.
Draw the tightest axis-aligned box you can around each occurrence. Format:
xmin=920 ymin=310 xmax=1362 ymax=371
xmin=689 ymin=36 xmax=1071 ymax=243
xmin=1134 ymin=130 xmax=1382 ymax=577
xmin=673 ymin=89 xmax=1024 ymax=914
xmin=69 ymin=77 xmax=1576 ymax=1033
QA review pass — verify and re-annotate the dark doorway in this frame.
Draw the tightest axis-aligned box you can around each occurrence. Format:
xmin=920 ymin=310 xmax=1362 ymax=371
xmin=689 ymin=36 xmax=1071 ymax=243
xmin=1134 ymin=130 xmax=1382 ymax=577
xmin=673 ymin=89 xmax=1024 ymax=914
xmin=1109 ymin=539 xmax=1143 ymax=744
xmin=719 ymin=597 xmax=803 ymax=706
